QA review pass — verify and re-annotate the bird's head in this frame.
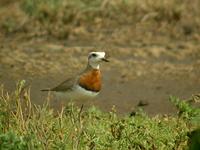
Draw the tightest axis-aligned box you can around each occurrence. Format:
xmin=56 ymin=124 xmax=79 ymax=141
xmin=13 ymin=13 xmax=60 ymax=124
xmin=88 ymin=52 xmax=109 ymax=69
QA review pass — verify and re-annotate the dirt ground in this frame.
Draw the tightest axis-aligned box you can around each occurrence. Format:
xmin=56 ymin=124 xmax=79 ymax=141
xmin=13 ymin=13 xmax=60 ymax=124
xmin=0 ymin=35 xmax=200 ymax=115
xmin=0 ymin=1 xmax=200 ymax=115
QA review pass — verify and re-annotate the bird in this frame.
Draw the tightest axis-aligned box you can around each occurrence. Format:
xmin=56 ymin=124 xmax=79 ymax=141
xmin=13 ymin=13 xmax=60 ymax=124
xmin=41 ymin=51 xmax=109 ymax=101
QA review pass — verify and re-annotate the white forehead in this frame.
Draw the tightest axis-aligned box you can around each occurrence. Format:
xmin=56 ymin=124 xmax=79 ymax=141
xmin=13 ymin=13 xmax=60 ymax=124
xmin=89 ymin=52 xmax=105 ymax=57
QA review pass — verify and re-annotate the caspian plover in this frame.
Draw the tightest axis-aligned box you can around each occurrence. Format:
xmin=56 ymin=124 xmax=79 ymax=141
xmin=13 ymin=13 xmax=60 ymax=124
xmin=41 ymin=52 xmax=109 ymax=101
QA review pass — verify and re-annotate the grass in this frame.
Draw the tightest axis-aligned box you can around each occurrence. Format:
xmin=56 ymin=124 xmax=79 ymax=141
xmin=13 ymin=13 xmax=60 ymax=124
xmin=0 ymin=80 xmax=199 ymax=149
xmin=0 ymin=0 xmax=200 ymax=39
xmin=0 ymin=1 xmax=200 ymax=149
xmin=19 ymin=0 xmax=195 ymax=22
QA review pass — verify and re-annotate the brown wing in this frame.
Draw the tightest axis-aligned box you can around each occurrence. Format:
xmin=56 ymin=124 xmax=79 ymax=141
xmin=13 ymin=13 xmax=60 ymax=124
xmin=50 ymin=77 xmax=77 ymax=92
xmin=41 ymin=66 xmax=89 ymax=92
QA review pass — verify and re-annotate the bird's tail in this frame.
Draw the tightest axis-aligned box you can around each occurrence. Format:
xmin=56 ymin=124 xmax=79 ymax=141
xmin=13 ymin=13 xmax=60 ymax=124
xmin=41 ymin=88 xmax=51 ymax=92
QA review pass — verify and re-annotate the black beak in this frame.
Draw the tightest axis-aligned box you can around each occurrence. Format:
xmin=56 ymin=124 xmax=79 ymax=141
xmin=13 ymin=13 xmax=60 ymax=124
xmin=102 ymin=58 xmax=109 ymax=62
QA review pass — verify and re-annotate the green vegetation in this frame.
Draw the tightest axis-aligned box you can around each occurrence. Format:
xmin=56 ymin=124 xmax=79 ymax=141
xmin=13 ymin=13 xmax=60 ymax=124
xmin=0 ymin=1 xmax=200 ymax=149
xmin=0 ymin=81 xmax=199 ymax=149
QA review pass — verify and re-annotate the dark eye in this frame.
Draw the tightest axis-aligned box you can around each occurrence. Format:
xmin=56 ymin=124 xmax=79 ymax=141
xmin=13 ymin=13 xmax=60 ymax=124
xmin=91 ymin=53 xmax=97 ymax=57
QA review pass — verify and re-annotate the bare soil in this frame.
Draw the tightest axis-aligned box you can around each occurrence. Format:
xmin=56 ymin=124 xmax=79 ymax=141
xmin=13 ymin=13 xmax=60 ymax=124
xmin=0 ymin=1 xmax=200 ymax=115
xmin=1 ymin=36 xmax=200 ymax=115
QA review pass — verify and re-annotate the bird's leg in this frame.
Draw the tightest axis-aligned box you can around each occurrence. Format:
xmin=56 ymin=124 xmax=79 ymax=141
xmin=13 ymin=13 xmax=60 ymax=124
xmin=78 ymin=104 xmax=84 ymax=124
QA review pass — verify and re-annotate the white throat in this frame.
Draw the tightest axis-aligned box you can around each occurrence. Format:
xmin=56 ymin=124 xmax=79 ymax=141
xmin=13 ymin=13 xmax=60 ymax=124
xmin=89 ymin=63 xmax=100 ymax=69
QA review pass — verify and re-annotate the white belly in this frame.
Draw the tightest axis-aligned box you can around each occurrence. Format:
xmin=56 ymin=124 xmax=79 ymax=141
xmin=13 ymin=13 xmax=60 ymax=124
xmin=54 ymin=85 xmax=99 ymax=101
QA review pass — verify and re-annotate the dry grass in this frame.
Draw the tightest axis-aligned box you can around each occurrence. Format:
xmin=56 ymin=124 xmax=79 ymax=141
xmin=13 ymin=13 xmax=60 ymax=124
xmin=0 ymin=0 xmax=200 ymax=41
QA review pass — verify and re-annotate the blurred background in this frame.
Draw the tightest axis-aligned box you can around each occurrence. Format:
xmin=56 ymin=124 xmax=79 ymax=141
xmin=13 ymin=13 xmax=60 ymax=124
xmin=0 ymin=0 xmax=200 ymax=115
